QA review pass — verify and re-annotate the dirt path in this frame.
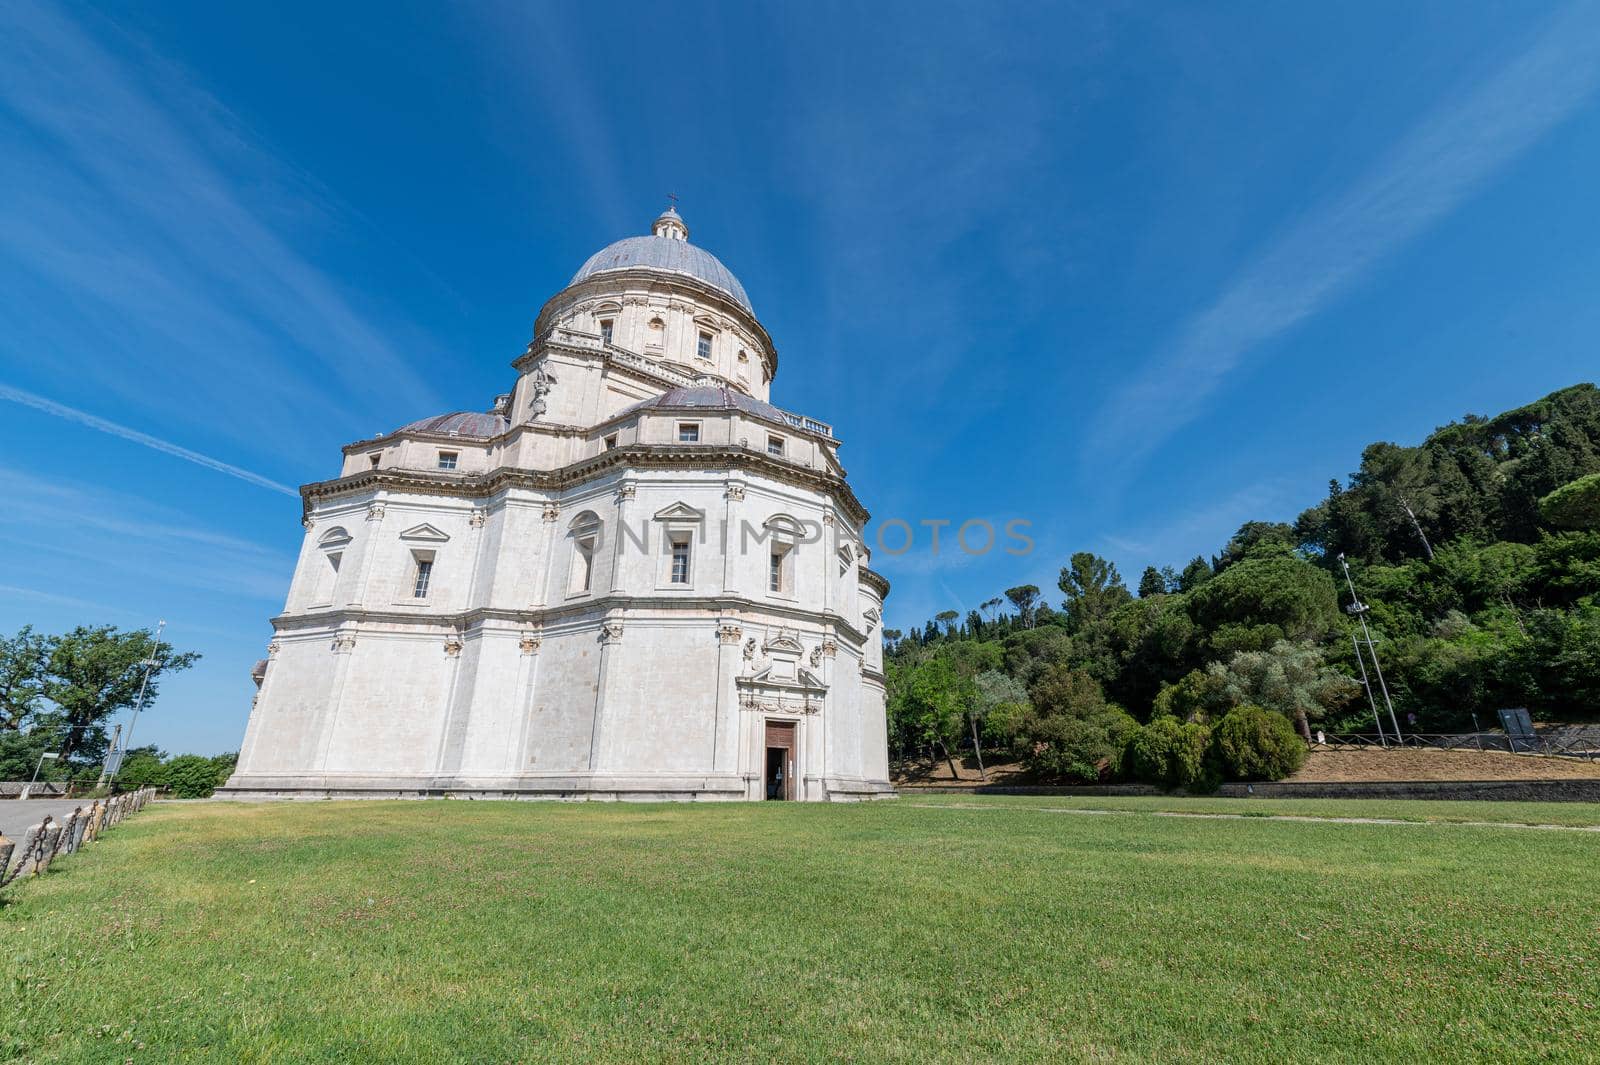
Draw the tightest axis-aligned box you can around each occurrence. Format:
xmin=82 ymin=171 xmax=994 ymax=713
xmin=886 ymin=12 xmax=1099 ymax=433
xmin=909 ymin=802 xmax=1600 ymax=833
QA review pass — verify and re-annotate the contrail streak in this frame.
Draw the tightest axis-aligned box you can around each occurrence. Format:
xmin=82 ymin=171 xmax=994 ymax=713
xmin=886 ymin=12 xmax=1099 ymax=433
xmin=0 ymin=382 xmax=300 ymax=498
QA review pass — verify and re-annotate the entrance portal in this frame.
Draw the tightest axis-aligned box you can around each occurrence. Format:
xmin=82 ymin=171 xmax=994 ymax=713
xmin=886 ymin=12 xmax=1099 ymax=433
xmin=764 ymin=720 xmax=796 ymax=800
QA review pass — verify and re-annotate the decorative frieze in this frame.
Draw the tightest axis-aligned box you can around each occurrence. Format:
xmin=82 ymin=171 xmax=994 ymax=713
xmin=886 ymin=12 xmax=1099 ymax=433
xmin=519 ymin=631 xmax=542 ymax=655
xmin=366 ymin=502 xmax=386 ymax=523
xmin=600 ymin=620 xmax=624 ymax=644
xmin=725 ymin=482 xmax=746 ymax=501
xmin=469 ymin=509 xmax=487 ymax=528
xmin=541 ymin=502 xmax=560 ymax=522
xmin=718 ymin=622 xmax=743 ymax=644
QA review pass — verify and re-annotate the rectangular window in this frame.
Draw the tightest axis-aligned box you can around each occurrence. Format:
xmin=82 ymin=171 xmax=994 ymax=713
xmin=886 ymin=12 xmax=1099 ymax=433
xmin=670 ymin=537 xmax=691 ymax=584
xmin=571 ymin=538 xmax=595 ymax=594
xmin=678 ymin=422 xmax=700 ymax=443
xmin=769 ymin=548 xmax=785 ymax=593
xmin=697 ymin=331 xmax=712 ymax=359
xmin=437 ymin=451 xmax=458 ymax=470
xmin=604 ymin=433 xmax=618 ymax=450
xmin=599 ymin=318 xmax=614 ymax=345
xmin=767 ymin=435 xmax=785 ymax=457
xmin=412 ymin=558 xmax=433 ymax=599
xmin=368 ymin=453 xmax=381 ymax=468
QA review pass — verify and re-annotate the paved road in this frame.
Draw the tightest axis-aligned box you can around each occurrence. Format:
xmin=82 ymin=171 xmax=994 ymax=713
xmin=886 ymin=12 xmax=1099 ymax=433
xmin=0 ymin=799 xmax=93 ymax=841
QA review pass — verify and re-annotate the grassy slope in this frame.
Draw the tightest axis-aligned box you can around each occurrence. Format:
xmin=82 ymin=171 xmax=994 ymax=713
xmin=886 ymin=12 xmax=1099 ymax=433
xmin=2 ymin=799 xmax=1596 ymax=1064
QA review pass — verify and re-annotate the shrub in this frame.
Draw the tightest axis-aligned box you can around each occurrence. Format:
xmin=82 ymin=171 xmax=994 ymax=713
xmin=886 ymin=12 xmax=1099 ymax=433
xmin=1210 ymin=705 xmax=1307 ymax=780
xmin=1016 ymin=664 xmax=1139 ymax=783
xmin=164 ymin=754 xmax=222 ymax=799
xmin=1126 ymin=717 xmax=1213 ymax=790
xmin=1152 ymin=669 xmax=1227 ymax=723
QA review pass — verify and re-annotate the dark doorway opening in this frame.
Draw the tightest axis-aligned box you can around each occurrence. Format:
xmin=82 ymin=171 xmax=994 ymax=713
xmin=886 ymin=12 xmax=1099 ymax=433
xmin=764 ymin=720 xmax=796 ymax=800
xmin=765 ymin=747 xmax=787 ymax=801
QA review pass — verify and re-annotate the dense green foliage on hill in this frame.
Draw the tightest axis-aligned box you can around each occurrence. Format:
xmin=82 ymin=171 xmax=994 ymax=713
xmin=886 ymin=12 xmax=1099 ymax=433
xmin=886 ymin=384 xmax=1600 ymax=783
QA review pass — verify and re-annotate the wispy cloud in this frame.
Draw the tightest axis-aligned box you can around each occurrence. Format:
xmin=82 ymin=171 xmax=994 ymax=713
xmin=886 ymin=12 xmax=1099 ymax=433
xmin=1090 ymin=4 xmax=1600 ymax=470
xmin=0 ymin=583 xmax=147 ymax=619
xmin=0 ymin=383 xmax=298 ymax=498
xmin=1098 ymin=478 xmax=1301 ymax=567
xmin=0 ymin=469 xmax=295 ymax=601
xmin=0 ymin=0 xmax=440 ymax=444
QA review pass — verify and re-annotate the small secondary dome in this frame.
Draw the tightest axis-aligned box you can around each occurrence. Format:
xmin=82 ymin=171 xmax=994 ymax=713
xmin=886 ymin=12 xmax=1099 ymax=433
xmin=396 ymin=410 xmax=508 ymax=438
xmin=569 ymin=208 xmax=752 ymax=313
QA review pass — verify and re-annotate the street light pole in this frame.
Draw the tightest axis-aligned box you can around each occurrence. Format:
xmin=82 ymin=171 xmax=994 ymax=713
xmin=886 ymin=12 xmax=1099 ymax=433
xmin=1349 ymin=630 xmax=1387 ymax=747
xmin=1339 ymin=555 xmax=1403 ymax=742
xmin=23 ymin=751 xmax=59 ymax=800
xmin=99 ymin=620 xmax=165 ymax=786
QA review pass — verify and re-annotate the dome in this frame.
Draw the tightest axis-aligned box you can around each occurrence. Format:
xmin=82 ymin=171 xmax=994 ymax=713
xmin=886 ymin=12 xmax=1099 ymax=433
xmin=396 ymin=410 xmax=509 ymax=438
xmin=619 ymin=385 xmax=793 ymax=426
xmin=569 ymin=209 xmax=752 ymax=313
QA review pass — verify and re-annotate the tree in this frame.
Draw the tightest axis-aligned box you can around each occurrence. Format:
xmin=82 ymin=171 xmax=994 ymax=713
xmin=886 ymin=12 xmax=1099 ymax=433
xmin=1215 ymin=522 xmax=1296 ymax=571
xmin=1152 ymin=669 xmax=1228 ymax=723
xmin=115 ymin=745 xmax=168 ymax=786
xmin=1004 ymin=585 xmax=1041 ymax=628
xmin=1058 ymin=552 xmax=1132 ymax=632
xmin=889 ymin=656 xmax=969 ymax=776
xmin=1138 ymin=566 xmax=1168 ymax=598
xmin=974 ymin=670 xmax=1029 ymax=748
xmin=164 ymin=754 xmax=223 ymax=798
xmin=1539 ymin=472 xmax=1600 ymax=530
xmin=935 ymin=610 xmax=960 ymax=637
xmin=1015 ymin=663 xmax=1137 ymax=783
xmin=0 ymin=626 xmax=49 ymax=731
xmin=41 ymin=626 xmax=200 ymax=765
xmin=1188 ymin=554 xmax=1341 ymax=654
xmin=1208 ymin=640 xmax=1357 ymax=743
xmin=1177 ymin=556 xmax=1213 ymax=591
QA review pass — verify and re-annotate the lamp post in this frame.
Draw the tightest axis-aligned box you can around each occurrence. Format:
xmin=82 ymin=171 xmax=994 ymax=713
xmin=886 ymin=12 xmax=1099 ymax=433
xmin=99 ymin=620 xmax=164 ymax=786
xmin=1348 ymin=629 xmax=1386 ymax=747
xmin=1338 ymin=554 xmax=1403 ymax=742
xmin=22 ymin=751 xmax=59 ymax=800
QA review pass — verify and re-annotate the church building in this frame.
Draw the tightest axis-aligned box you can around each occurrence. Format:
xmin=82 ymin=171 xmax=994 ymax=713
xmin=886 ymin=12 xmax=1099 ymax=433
xmin=222 ymin=208 xmax=894 ymax=801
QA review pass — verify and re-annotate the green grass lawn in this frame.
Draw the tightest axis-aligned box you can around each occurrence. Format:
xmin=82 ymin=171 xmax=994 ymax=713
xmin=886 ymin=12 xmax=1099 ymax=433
xmin=4 ymin=798 xmax=1597 ymax=1063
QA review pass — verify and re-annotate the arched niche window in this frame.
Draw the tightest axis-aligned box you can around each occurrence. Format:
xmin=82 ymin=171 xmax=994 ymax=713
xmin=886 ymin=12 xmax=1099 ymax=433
xmin=646 ymin=316 xmax=665 ymax=351
xmin=310 ymin=526 xmax=352 ymax=606
xmin=592 ymin=301 xmax=621 ymax=346
xmin=567 ymin=510 xmax=603 ymax=596
xmin=763 ymin=514 xmax=803 ymax=598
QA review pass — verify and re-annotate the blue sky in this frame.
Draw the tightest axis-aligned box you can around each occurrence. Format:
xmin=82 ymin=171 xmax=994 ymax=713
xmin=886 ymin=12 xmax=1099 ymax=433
xmin=3 ymin=1 xmax=1599 ymax=756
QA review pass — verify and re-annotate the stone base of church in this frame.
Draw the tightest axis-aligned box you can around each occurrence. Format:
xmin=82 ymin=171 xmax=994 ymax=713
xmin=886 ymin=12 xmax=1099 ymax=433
xmin=217 ymin=772 xmax=896 ymax=803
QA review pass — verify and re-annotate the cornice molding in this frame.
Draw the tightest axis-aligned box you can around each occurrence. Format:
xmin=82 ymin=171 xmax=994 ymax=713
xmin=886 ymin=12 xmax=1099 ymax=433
xmin=272 ymin=591 xmax=872 ymax=645
xmin=859 ymin=568 xmax=891 ymax=598
xmin=300 ymin=444 xmax=871 ymax=526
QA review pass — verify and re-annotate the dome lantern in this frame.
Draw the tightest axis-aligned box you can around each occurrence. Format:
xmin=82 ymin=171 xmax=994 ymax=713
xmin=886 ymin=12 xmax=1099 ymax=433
xmin=652 ymin=205 xmax=688 ymax=241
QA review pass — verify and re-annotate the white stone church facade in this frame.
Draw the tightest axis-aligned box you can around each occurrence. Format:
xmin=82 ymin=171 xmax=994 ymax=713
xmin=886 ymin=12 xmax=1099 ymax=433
xmin=222 ymin=208 xmax=893 ymax=802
